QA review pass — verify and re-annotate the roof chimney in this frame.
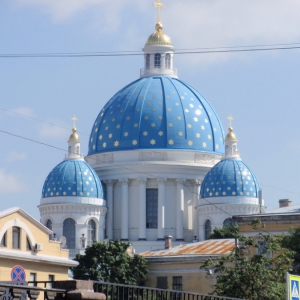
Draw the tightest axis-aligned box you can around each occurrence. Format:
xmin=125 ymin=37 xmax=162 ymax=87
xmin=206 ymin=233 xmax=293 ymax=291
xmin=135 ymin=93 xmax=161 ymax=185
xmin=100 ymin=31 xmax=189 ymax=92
xmin=164 ymin=235 xmax=172 ymax=249
xmin=279 ymin=199 xmax=292 ymax=208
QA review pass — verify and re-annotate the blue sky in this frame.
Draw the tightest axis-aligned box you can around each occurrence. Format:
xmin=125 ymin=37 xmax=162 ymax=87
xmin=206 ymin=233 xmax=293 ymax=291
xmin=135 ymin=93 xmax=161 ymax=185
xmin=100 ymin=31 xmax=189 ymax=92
xmin=1 ymin=0 xmax=300 ymax=220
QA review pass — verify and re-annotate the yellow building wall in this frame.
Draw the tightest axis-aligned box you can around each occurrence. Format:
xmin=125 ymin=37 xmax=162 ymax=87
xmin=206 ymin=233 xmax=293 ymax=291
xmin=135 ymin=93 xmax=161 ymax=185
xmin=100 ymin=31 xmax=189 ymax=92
xmin=145 ymin=260 xmax=216 ymax=295
xmin=0 ymin=210 xmax=72 ymax=284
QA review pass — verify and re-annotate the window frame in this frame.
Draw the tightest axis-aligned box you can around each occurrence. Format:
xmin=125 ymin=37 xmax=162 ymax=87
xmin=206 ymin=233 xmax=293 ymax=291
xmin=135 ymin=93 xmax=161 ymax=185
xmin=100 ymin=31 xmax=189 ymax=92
xmin=63 ymin=218 xmax=76 ymax=249
xmin=204 ymin=220 xmax=212 ymax=240
xmin=12 ymin=226 xmax=21 ymax=249
xmin=87 ymin=219 xmax=96 ymax=246
xmin=154 ymin=53 xmax=161 ymax=68
xmin=146 ymin=188 xmax=158 ymax=229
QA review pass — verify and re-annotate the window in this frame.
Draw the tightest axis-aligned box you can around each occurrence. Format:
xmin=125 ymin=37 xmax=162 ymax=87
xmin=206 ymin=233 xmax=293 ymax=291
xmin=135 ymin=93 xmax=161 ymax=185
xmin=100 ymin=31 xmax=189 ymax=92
xmin=165 ymin=53 xmax=171 ymax=69
xmin=68 ymin=146 xmax=71 ymax=154
xmin=76 ymin=146 xmax=79 ymax=155
xmin=173 ymin=276 xmax=182 ymax=290
xmin=0 ymin=232 xmax=6 ymax=247
xmin=26 ymin=236 xmax=32 ymax=251
xmin=204 ymin=220 xmax=212 ymax=240
xmin=12 ymin=226 xmax=20 ymax=249
xmin=146 ymin=189 xmax=158 ymax=228
xmin=87 ymin=219 xmax=96 ymax=246
xmin=48 ymin=275 xmax=54 ymax=288
xmin=29 ymin=273 xmax=37 ymax=287
xmin=146 ymin=54 xmax=150 ymax=69
xmin=223 ymin=218 xmax=231 ymax=227
xmin=46 ymin=219 xmax=52 ymax=231
xmin=63 ymin=218 xmax=76 ymax=249
xmin=154 ymin=53 xmax=161 ymax=68
xmin=157 ymin=276 xmax=168 ymax=289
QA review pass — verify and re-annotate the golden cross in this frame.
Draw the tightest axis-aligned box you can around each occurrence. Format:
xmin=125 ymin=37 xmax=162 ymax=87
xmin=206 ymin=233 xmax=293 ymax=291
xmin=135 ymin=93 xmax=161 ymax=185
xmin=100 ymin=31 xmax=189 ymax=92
xmin=71 ymin=115 xmax=78 ymax=128
xmin=153 ymin=0 xmax=165 ymax=23
xmin=228 ymin=115 xmax=234 ymax=128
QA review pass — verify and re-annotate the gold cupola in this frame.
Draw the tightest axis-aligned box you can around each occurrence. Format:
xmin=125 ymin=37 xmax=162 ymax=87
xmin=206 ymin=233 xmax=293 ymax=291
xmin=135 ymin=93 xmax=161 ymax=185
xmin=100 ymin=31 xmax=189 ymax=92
xmin=225 ymin=127 xmax=238 ymax=142
xmin=145 ymin=22 xmax=173 ymax=46
xmin=68 ymin=128 xmax=80 ymax=143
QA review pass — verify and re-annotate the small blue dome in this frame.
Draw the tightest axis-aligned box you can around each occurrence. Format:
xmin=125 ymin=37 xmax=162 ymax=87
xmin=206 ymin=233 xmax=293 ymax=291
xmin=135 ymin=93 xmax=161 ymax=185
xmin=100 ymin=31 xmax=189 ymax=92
xmin=88 ymin=76 xmax=224 ymax=155
xmin=42 ymin=159 xmax=103 ymax=199
xmin=200 ymin=159 xmax=260 ymax=199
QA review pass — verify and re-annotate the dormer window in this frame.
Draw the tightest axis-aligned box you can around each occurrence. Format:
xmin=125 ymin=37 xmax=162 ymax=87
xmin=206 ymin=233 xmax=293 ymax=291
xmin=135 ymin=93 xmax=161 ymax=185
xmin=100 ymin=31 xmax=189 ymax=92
xmin=165 ymin=53 xmax=171 ymax=69
xmin=154 ymin=53 xmax=161 ymax=68
xmin=145 ymin=54 xmax=150 ymax=69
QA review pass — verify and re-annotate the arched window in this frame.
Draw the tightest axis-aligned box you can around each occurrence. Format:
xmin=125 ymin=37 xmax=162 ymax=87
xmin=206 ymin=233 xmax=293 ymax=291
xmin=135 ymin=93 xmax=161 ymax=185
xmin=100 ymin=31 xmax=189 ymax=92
xmin=223 ymin=218 xmax=231 ymax=227
xmin=87 ymin=219 xmax=96 ymax=246
xmin=154 ymin=53 xmax=161 ymax=68
xmin=0 ymin=232 xmax=7 ymax=247
xmin=63 ymin=218 xmax=76 ymax=249
xmin=13 ymin=226 xmax=20 ymax=249
xmin=46 ymin=219 xmax=52 ymax=231
xmin=165 ymin=53 xmax=171 ymax=69
xmin=76 ymin=146 xmax=79 ymax=155
xmin=68 ymin=146 xmax=71 ymax=154
xmin=146 ymin=54 xmax=150 ymax=69
xmin=204 ymin=220 xmax=212 ymax=240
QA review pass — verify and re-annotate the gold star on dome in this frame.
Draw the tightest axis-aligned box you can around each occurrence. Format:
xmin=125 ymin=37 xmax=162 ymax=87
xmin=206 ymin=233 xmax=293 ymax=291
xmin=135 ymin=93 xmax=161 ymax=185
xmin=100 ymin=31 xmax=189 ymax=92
xmin=114 ymin=141 xmax=119 ymax=147
xmin=158 ymin=116 xmax=163 ymax=120
xmin=126 ymin=116 xmax=130 ymax=120
xmin=188 ymin=140 xmax=193 ymax=146
xmin=105 ymin=126 xmax=109 ymax=130
xmin=103 ymin=120 xmax=106 ymax=123
xmin=145 ymin=116 xmax=149 ymax=120
xmin=158 ymin=102 xmax=162 ymax=106
xmin=194 ymin=117 xmax=198 ymax=122
xmin=185 ymin=109 xmax=189 ymax=113
xmin=124 ymin=132 xmax=129 ymax=137
xmin=150 ymin=139 xmax=156 ymax=145
xmin=208 ymin=135 xmax=212 ymax=140
xmin=177 ymin=116 xmax=182 ymax=120
xmin=168 ymin=139 xmax=174 ymax=145
xmin=190 ymin=104 xmax=194 ymax=108
xmin=158 ymin=131 xmax=164 ymax=136
xmin=103 ymin=142 xmax=107 ymax=148
xmin=201 ymin=125 xmax=205 ymax=130
xmin=168 ymin=108 xmax=172 ymax=112
xmin=178 ymin=131 xmax=183 ymax=137
xmin=196 ymin=133 xmax=200 ymax=138
xmin=175 ymin=102 xmax=179 ymax=106
xmin=99 ymin=135 xmax=103 ymax=140
xmin=109 ymin=133 xmax=113 ymax=138
xmin=187 ymin=124 xmax=192 ymax=128
xmin=202 ymin=142 xmax=207 ymax=148
xmin=143 ymin=131 xmax=148 ymax=136
xmin=204 ymin=119 xmax=208 ymax=123
xmin=116 ymin=124 xmax=121 ymax=129
xmin=216 ymin=144 xmax=219 ymax=149
xmin=152 ymin=108 xmax=156 ymax=112
xmin=169 ymin=123 xmax=173 ymax=127
xmin=151 ymin=123 xmax=156 ymax=127
xmin=132 ymin=140 xmax=138 ymax=145
xmin=134 ymin=123 xmax=138 ymax=127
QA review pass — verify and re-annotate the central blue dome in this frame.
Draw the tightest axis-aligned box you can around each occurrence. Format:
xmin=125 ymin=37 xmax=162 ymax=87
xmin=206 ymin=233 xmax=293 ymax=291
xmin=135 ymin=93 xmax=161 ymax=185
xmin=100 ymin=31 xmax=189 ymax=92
xmin=88 ymin=76 xmax=224 ymax=155
xmin=41 ymin=159 xmax=103 ymax=199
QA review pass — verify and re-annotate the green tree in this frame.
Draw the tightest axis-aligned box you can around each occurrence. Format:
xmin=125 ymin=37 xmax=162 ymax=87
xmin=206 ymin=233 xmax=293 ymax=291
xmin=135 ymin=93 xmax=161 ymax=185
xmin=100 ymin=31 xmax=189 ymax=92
xmin=281 ymin=227 xmax=300 ymax=275
xmin=71 ymin=240 xmax=148 ymax=286
xmin=201 ymin=227 xmax=294 ymax=299
xmin=209 ymin=224 xmax=239 ymax=239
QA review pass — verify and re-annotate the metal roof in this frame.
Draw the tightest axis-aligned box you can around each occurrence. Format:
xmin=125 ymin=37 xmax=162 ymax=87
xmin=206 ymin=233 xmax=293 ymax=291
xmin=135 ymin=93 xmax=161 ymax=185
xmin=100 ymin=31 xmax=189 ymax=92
xmin=140 ymin=239 xmax=235 ymax=257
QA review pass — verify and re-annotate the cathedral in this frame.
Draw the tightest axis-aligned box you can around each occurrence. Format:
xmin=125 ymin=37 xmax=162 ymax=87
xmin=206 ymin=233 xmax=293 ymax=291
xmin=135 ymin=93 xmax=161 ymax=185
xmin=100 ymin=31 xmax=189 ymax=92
xmin=38 ymin=1 xmax=264 ymax=255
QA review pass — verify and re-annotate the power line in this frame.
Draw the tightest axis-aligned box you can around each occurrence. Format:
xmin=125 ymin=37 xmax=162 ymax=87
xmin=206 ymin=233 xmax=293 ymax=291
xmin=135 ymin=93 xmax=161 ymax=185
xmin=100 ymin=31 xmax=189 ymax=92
xmin=1 ymin=44 xmax=300 ymax=58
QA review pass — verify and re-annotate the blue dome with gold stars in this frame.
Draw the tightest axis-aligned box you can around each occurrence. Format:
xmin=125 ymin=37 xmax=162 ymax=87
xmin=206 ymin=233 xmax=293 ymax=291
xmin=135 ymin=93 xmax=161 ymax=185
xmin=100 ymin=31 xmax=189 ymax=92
xmin=200 ymin=158 xmax=260 ymax=199
xmin=87 ymin=76 xmax=224 ymax=155
xmin=41 ymin=159 xmax=103 ymax=199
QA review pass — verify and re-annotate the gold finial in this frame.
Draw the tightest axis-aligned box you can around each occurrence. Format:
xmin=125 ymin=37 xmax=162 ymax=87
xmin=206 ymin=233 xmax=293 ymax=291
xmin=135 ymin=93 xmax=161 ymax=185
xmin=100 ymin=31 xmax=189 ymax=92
xmin=153 ymin=0 xmax=165 ymax=29
xmin=71 ymin=115 xmax=78 ymax=129
xmin=228 ymin=114 xmax=234 ymax=128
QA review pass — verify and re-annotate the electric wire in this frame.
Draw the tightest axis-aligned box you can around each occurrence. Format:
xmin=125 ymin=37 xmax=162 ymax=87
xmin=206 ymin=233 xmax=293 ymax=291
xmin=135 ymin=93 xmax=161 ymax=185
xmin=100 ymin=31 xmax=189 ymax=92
xmin=2 ymin=44 xmax=300 ymax=58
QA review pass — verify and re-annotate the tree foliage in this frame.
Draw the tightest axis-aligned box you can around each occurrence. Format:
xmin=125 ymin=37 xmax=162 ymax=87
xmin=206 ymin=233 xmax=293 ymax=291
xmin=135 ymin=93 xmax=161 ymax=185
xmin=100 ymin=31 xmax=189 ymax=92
xmin=201 ymin=221 xmax=295 ymax=300
xmin=71 ymin=240 xmax=148 ymax=286
xmin=281 ymin=227 xmax=300 ymax=275
xmin=209 ymin=224 xmax=239 ymax=239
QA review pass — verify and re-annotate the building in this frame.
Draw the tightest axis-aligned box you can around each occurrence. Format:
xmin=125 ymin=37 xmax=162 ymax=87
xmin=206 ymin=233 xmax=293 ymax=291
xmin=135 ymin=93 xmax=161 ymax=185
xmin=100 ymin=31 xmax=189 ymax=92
xmin=39 ymin=0 xmax=262 ymax=254
xmin=140 ymin=237 xmax=235 ymax=294
xmin=0 ymin=207 xmax=77 ymax=283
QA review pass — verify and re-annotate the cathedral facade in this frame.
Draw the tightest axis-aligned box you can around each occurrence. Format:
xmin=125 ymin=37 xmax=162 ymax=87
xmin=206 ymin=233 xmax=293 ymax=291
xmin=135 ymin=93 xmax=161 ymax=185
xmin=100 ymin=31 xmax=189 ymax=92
xmin=39 ymin=2 xmax=263 ymax=255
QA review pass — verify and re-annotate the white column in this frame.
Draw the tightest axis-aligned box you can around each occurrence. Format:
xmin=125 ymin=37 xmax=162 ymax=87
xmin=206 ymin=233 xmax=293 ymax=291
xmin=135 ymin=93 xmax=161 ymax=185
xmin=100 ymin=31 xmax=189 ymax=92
xmin=157 ymin=178 xmax=167 ymax=240
xmin=176 ymin=179 xmax=185 ymax=241
xmin=161 ymin=54 xmax=166 ymax=69
xmin=193 ymin=180 xmax=201 ymax=238
xmin=119 ymin=178 xmax=129 ymax=241
xmin=104 ymin=180 xmax=114 ymax=240
xmin=138 ymin=178 xmax=147 ymax=240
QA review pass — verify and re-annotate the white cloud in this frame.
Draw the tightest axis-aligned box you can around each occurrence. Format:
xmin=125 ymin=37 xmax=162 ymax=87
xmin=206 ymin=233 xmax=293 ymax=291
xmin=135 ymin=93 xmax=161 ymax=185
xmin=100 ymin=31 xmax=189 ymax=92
xmin=6 ymin=151 xmax=28 ymax=163
xmin=0 ymin=169 xmax=28 ymax=193
xmin=38 ymin=119 xmax=70 ymax=139
xmin=6 ymin=107 xmax=35 ymax=118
